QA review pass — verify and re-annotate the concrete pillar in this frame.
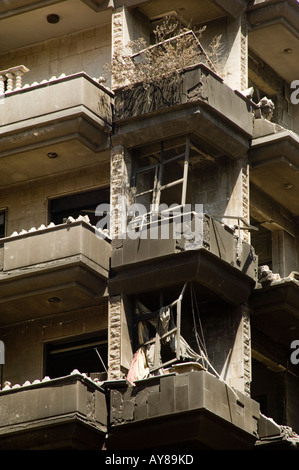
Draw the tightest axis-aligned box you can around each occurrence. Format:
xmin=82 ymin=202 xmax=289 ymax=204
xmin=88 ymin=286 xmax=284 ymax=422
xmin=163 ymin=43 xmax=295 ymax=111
xmin=224 ymin=15 xmax=248 ymax=92
xmin=108 ymin=294 xmax=133 ymax=380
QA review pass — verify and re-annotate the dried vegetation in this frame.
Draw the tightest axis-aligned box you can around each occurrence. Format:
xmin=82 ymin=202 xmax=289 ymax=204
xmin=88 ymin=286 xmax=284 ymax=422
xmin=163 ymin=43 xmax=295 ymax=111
xmin=107 ymin=16 xmax=225 ymax=90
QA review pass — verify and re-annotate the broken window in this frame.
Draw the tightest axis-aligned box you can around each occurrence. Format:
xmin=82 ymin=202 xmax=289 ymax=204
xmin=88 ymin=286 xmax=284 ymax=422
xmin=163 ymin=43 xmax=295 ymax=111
xmin=127 ymin=283 xmax=217 ymax=383
xmin=0 ymin=210 xmax=6 ymax=238
xmin=49 ymin=187 xmax=109 ymax=228
xmin=44 ymin=332 xmax=108 ymax=381
xmin=132 ymin=136 xmax=191 ymax=214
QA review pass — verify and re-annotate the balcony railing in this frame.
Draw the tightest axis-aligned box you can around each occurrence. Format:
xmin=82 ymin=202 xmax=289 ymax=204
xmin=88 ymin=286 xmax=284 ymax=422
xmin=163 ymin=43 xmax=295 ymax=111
xmin=0 ymin=65 xmax=29 ymax=94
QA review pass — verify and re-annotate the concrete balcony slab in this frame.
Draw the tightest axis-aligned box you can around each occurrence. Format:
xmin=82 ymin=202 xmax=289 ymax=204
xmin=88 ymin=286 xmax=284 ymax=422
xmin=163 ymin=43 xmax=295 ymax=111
xmin=0 ymin=73 xmax=113 ymax=187
xmin=249 ymin=121 xmax=299 ymax=216
xmin=109 ymin=215 xmax=258 ymax=305
xmin=0 ymin=221 xmax=111 ymax=325
xmin=112 ymin=64 xmax=254 ymax=159
xmin=0 ymin=373 xmax=107 ymax=450
xmin=251 ymin=277 xmax=299 ymax=348
xmin=248 ymin=0 xmax=299 ymax=83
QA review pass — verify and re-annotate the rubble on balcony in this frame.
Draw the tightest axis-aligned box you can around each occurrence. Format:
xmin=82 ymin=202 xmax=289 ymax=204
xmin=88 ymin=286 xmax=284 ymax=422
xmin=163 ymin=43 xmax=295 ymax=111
xmin=249 ymin=96 xmax=299 ymax=216
xmin=5 ymin=214 xmax=111 ymax=242
xmin=256 ymin=415 xmax=299 ymax=450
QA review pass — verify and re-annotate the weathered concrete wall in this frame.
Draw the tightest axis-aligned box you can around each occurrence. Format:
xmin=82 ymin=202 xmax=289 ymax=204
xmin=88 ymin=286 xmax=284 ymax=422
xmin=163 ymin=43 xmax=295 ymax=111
xmin=191 ymin=155 xmax=250 ymax=241
xmin=201 ymin=302 xmax=251 ymax=395
xmin=198 ymin=15 xmax=248 ymax=91
xmin=0 ymin=23 xmax=112 ymax=86
xmin=0 ymin=304 xmax=108 ymax=386
xmin=0 ymin=163 xmax=110 ymax=237
xmin=272 ymin=230 xmax=298 ymax=277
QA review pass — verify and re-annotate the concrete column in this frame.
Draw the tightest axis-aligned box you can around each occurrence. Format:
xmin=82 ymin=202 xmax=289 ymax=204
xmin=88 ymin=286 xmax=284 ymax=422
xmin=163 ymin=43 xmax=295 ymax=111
xmin=108 ymin=295 xmax=122 ymax=380
xmin=224 ymin=15 xmax=248 ymax=91
xmin=110 ymin=144 xmax=132 ymax=240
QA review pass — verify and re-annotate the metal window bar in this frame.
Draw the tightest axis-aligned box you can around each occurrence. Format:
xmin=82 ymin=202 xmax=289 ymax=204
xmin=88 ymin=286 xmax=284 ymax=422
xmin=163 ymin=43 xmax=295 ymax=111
xmin=131 ymin=136 xmax=191 ymax=230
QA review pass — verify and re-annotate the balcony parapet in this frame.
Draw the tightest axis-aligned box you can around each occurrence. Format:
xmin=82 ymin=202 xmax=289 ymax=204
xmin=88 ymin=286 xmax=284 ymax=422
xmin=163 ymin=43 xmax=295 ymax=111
xmin=113 ymin=64 xmax=254 ymax=159
xmin=0 ymin=371 xmax=107 ymax=450
xmin=0 ymin=219 xmax=111 ymax=324
xmin=0 ymin=72 xmax=113 ymax=185
xmin=105 ymin=369 xmax=260 ymax=450
xmin=0 ymin=65 xmax=29 ymax=94
xmin=251 ymin=271 xmax=299 ymax=348
xmin=110 ymin=213 xmax=258 ymax=304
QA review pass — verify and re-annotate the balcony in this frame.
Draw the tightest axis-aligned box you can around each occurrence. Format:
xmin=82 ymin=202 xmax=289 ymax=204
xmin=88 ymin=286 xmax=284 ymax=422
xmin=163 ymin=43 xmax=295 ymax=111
xmin=110 ymin=214 xmax=258 ymax=305
xmin=113 ymin=64 xmax=254 ymax=160
xmin=247 ymin=0 xmax=299 ymax=83
xmin=0 ymin=219 xmax=111 ymax=325
xmin=248 ymin=119 xmax=299 ymax=216
xmin=0 ymin=71 xmax=113 ymax=187
xmin=0 ymin=373 xmax=107 ymax=450
xmin=251 ymin=274 xmax=299 ymax=348
xmin=105 ymin=369 xmax=260 ymax=450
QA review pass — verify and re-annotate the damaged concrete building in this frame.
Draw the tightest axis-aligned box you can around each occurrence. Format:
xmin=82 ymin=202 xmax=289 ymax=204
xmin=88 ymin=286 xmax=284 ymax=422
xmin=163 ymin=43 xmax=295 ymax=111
xmin=0 ymin=0 xmax=298 ymax=451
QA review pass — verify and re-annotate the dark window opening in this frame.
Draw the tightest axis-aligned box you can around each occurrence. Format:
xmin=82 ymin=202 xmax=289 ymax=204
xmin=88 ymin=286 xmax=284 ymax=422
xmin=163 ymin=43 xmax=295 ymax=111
xmin=251 ymin=218 xmax=272 ymax=269
xmin=44 ymin=333 xmax=108 ymax=381
xmin=0 ymin=210 xmax=6 ymax=239
xmin=49 ymin=188 xmax=110 ymax=228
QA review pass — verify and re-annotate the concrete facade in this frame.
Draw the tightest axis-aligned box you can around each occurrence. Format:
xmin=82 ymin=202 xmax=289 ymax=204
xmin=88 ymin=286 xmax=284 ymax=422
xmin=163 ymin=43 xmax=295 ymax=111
xmin=0 ymin=0 xmax=298 ymax=451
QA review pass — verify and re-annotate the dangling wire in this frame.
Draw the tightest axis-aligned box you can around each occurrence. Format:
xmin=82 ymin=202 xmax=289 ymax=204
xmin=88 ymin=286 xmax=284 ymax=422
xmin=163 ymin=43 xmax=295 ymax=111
xmin=190 ymin=283 xmax=209 ymax=369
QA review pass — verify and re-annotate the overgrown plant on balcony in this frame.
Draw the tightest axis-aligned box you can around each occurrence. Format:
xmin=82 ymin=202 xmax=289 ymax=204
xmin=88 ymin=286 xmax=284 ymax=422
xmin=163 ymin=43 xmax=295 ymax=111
xmin=107 ymin=16 xmax=224 ymax=91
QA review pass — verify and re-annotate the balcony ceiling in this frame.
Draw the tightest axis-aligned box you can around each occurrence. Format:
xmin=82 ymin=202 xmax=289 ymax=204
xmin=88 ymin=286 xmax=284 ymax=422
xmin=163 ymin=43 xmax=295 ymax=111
xmin=247 ymin=0 xmax=299 ymax=84
xmin=249 ymin=126 xmax=299 ymax=217
xmin=132 ymin=0 xmax=248 ymax=25
xmin=0 ymin=0 xmax=112 ymax=53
